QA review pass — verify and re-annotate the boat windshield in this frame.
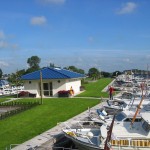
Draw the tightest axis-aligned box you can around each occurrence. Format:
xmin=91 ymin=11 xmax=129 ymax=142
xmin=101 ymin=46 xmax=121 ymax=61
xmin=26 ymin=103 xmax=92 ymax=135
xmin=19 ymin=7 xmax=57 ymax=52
xmin=123 ymin=102 xmax=127 ymax=108
xmin=115 ymin=112 xmax=126 ymax=121
xmin=143 ymin=104 xmax=150 ymax=111
xmin=142 ymin=120 xmax=150 ymax=132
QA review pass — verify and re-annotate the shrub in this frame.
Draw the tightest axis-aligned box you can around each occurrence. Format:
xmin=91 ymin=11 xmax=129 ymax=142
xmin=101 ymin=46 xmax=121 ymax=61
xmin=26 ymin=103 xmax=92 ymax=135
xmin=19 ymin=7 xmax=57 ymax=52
xmin=80 ymin=86 xmax=85 ymax=91
xmin=18 ymin=91 xmax=36 ymax=98
xmin=58 ymin=90 xmax=70 ymax=97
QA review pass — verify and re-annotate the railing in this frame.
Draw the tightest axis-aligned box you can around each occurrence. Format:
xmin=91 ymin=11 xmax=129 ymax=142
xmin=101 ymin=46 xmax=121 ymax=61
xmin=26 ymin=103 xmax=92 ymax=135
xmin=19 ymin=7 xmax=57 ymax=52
xmin=0 ymin=102 xmax=40 ymax=120
xmin=111 ymin=139 xmax=150 ymax=148
xmin=62 ymin=121 xmax=101 ymax=146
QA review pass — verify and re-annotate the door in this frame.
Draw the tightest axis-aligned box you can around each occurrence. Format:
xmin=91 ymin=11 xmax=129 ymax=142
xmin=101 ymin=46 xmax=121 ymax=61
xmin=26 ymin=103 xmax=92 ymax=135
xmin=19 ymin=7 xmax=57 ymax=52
xmin=43 ymin=82 xmax=53 ymax=96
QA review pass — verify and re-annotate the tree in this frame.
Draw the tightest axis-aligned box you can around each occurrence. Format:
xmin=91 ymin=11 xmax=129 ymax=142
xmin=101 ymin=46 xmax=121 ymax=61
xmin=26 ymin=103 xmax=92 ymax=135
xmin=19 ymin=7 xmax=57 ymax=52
xmin=88 ymin=67 xmax=100 ymax=80
xmin=0 ymin=68 xmax=2 ymax=78
xmin=112 ymin=71 xmax=122 ymax=77
xmin=49 ymin=63 xmax=55 ymax=68
xmin=27 ymin=56 xmax=41 ymax=69
xmin=8 ymin=70 xmax=24 ymax=86
xmin=65 ymin=66 xmax=85 ymax=74
xmin=27 ymin=56 xmax=41 ymax=73
xmin=101 ymin=71 xmax=111 ymax=77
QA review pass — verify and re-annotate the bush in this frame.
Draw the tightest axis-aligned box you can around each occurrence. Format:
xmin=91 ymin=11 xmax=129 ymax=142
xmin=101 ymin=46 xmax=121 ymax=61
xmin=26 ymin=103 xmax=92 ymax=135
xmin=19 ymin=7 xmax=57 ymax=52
xmin=18 ymin=91 xmax=36 ymax=98
xmin=80 ymin=86 xmax=85 ymax=91
xmin=58 ymin=90 xmax=70 ymax=97
xmin=18 ymin=91 xmax=29 ymax=97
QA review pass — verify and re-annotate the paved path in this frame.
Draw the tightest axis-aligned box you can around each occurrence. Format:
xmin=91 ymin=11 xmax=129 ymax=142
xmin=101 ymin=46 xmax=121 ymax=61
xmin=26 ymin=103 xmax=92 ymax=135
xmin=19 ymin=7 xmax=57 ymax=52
xmin=11 ymin=100 xmax=106 ymax=150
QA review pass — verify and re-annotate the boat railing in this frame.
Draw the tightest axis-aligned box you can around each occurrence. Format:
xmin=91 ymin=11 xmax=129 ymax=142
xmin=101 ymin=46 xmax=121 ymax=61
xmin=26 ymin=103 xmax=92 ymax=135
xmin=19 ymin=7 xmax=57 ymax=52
xmin=62 ymin=120 xmax=100 ymax=130
xmin=62 ymin=121 xmax=101 ymax=145
xmin=66 ymin=130 xmax=100 ymax=146
xmin=111 ymin=138 xmax=150 ymax=148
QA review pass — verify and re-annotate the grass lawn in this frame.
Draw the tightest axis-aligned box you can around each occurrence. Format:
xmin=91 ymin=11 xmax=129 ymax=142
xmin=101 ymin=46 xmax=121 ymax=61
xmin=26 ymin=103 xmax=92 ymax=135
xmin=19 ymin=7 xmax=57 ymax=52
xmin=77 ymin=78 xmax=113 ymax=98
xmin=0 ymin=95 xmax=16 ymax=103
xmin=0 ymin=98 xmax=100 ymax=149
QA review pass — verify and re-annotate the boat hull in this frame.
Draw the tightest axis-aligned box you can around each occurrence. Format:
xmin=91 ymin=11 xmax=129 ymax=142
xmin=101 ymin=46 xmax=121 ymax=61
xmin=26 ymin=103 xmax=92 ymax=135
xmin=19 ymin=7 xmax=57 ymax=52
xmin=65 ymin=134 xmax=104 ymax=150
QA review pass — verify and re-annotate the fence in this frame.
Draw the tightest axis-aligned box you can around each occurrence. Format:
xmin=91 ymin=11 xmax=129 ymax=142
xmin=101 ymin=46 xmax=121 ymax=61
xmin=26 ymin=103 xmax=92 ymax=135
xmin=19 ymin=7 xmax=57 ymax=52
xmin=0 ymin=101 xmax=40 ymax=120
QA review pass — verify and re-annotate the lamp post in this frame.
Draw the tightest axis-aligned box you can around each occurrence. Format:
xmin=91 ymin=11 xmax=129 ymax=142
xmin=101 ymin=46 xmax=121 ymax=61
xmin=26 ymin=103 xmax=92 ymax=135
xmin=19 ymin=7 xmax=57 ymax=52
xmin=40 ymin=71 xmax=43 ymax=104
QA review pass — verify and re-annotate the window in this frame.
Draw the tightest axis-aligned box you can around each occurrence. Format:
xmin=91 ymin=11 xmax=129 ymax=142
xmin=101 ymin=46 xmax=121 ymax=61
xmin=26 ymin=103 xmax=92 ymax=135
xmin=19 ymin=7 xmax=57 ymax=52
xmin=142 ymin=121 xmax=150 ymax=132
xmin=115 ymin=113 xmax=126 ymax=121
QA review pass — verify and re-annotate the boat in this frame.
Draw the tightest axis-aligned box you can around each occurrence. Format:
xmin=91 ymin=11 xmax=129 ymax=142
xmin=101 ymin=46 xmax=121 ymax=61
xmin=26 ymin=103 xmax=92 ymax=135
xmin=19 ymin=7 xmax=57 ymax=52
xmin=62 ymin=111 xmax=150 ymax=150
xmin=101 ymin=112 xmax=150 ymax=149
xmin=62 ymin=121 xmax=106 ymax=150
xmin=103 ymin=100 xmax=124 ymax=115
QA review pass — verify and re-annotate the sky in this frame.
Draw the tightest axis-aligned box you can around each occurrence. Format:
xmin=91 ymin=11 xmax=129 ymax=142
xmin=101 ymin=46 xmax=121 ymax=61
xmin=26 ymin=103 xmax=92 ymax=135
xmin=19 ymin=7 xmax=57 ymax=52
xmin=0 ymin=0 xmax=150 ymax=74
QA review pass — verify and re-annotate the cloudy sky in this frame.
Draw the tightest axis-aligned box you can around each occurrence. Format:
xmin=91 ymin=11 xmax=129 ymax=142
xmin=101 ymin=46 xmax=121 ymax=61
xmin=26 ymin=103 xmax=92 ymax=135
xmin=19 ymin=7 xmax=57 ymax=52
xmin=0 ymin=0 xmax=150 ymax=74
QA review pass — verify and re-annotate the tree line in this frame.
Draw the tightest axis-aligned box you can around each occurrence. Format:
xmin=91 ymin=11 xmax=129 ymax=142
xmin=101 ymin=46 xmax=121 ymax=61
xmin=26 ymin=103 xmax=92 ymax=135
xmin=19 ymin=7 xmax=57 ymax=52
xmin=0 ymin=55 xmax=123 ymax=85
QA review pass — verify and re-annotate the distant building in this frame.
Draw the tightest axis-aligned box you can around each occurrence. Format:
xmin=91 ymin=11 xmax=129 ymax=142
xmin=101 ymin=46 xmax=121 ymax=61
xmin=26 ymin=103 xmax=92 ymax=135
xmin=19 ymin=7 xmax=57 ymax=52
xmin=21 ymin=67 xmax=86 ymax=97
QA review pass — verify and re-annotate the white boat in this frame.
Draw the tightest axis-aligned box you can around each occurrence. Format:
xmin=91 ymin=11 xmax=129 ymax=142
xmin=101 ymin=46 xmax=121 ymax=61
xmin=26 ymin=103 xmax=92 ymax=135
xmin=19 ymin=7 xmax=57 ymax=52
xmin=62 ymin=121 xmax=105 ymax=150
xmin=63 ymin=112 xmax=150 ymax=150
xmin=101 ymin=112 xmax=150 ymax=149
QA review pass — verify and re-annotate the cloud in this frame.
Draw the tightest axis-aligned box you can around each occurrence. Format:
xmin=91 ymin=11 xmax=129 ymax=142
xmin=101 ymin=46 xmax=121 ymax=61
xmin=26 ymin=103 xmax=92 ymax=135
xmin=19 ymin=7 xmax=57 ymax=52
xmin=122 ymin=58 xmax=133 ymax=63
xmin=0 ymin=61 xmax=9 ymax=67
xmin=116 ymin=2 xmax=137 ymax=15
xmin=0 ymin=41 xmax=8 ymax=49
xmin=0 ymin=30 xmax=5 ymax=39
xmin=30 ymin=16 xmax=47 ymax=26
xmin=0 ymin=30 xmax=19 ymax=50
xmin=37 ymin=0 xmax=66 ymax=5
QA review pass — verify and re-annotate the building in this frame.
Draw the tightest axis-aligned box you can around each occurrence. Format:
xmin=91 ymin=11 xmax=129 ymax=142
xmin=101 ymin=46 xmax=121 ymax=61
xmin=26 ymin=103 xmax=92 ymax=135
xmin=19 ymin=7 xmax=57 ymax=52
xmin=21 ymin=67 xmax=86 ymax=97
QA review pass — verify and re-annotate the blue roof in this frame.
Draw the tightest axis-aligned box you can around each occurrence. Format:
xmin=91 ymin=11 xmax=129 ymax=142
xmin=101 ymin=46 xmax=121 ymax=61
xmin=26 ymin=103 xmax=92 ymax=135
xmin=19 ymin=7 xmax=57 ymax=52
xmin=21 ymin=67 xmax=85 ymax=80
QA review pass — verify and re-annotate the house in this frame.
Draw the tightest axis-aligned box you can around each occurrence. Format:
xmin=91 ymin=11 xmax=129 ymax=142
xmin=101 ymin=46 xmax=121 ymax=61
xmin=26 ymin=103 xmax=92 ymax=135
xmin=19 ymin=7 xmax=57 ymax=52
xmin=21 ymin=67 xmax=86 ymax=97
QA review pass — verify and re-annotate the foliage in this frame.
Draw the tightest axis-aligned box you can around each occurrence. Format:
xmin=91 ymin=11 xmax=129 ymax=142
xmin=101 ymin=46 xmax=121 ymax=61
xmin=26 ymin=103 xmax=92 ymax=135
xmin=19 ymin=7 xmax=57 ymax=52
xmin=27 ymin=56 xmax=41 ymax=73
xmin=101 ymin=71 xmax=111 ymax=77
xmin=0 ymin=68 xmax=2 ymax=78
xmin=58 ymin=90 xmax=70 ymax=97
xmin=112 ymin=71 xmax=122 ymax=77
xmin=65 ymin=66 xmax=85 ymax=74
xmin=8 ymin=70 xmax=24 ymax=86
xmin=18 ymin=91 xmax=36 ymax=98
xmin=1 ymin=98 xmax=100 ymax=149
xmin=58 ymin=90 xmax=70 ymax=94
xmin=27 ymin=56 xmax=41 ymax=68
xmin=88 ymin=67 xmax=100 ymax=80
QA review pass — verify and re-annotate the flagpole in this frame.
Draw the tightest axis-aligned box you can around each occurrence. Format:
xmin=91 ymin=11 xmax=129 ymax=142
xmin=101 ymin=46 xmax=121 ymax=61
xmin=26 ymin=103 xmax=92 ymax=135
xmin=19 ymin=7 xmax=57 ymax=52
xmin=40 ymin=71 xmax=43 ymax=104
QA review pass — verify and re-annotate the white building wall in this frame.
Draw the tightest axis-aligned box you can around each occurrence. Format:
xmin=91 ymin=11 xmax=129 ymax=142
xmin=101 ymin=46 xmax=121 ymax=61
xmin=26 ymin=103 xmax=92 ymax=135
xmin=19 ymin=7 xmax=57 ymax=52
xmin=52 ymin=79 xmax=66 ymax=97
xmin=65 ymin=79 xmax=81 ymax=94
xmin=23 ymin=78 xmax=82 ymax=97
xmin=24 ymin=80 xmax=40 ymax=97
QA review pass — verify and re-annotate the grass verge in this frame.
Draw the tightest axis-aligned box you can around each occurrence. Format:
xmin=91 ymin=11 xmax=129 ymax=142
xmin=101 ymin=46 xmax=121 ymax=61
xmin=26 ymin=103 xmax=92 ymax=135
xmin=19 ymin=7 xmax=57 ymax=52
xmin=77 ymin=78 xmax=113 ymax=98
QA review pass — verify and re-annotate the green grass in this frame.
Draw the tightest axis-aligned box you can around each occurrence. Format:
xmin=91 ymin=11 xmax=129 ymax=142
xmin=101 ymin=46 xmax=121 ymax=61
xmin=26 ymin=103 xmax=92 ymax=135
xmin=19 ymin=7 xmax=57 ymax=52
xmin=77 ymin=78 xmax=113 ymax=98
xmin=0 ymin=95 xmax=16 ymax=103
xmin=0 ymin=98 xmax=100 ymax=149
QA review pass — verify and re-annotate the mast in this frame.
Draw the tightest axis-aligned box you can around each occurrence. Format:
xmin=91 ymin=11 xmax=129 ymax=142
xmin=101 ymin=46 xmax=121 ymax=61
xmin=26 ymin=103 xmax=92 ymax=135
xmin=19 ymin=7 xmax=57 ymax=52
xmin=130 ymin=82 xmax=145 ymax=126
xmin=104 ymin=115 xmax=115 ymax=150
